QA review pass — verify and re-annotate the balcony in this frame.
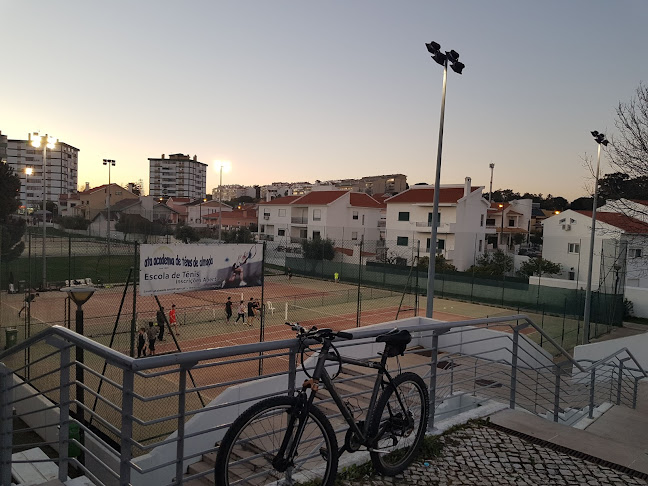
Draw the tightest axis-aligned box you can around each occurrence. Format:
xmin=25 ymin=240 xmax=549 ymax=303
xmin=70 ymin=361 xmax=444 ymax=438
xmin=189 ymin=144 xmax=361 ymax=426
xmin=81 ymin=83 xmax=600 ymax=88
xmin=377 ymin=220 xmax=386 ymax=228
xmin=415 ymin=222 xmax=455 ymax=233
xmin=291 ymin=216 xmax=308 ymax=224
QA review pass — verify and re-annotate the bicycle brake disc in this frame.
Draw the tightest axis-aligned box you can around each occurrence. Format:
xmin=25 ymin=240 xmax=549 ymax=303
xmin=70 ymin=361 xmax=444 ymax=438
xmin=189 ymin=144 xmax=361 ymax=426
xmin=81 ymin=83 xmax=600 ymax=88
xmin=344 ymin=421 xmax=364 ymax=453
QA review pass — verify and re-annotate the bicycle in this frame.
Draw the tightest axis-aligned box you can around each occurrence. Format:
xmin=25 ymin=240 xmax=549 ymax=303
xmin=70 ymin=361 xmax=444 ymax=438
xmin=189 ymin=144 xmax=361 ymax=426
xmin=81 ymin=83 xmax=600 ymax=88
xmin=215 ymin=322 xmax=430 ymax=486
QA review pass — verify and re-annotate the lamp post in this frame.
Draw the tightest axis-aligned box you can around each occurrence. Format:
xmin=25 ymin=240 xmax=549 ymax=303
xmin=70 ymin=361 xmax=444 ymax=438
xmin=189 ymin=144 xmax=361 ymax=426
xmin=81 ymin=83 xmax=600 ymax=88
xmin=489 ymin=163 xmax=495 ymax=203
xmin=583 ymin=130 xmax=608 ymax=344
xmin=25 ymin=167 xmax=33 ymax=214
xmin=424 ymin=41 xmax=465 ymax=319
xmin=499 ymin=203 xmax=505 ymax=249
xmin=29 ymin=132 xmax=57 ymax=290
xmin=61 ymin=286 xmax=95 ymax=432
xmin=103 ymin=159 xmax=115 ymax=283
xmin=214 ymin=160 xmax=231 ymax=242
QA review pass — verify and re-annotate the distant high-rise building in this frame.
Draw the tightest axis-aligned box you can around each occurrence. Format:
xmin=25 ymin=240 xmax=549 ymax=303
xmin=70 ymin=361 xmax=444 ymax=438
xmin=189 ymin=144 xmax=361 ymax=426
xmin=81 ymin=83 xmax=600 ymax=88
xmin=148 ymin=153 xmax=207 ymax=200
xmin=2 ymin=130 xmax=79 ymax=212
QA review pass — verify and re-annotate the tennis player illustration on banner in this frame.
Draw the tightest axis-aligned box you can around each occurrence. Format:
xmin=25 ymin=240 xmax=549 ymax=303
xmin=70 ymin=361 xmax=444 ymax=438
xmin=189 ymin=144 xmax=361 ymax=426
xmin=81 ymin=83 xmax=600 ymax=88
xmin=139 ymin=243 xmax=263 ymax=296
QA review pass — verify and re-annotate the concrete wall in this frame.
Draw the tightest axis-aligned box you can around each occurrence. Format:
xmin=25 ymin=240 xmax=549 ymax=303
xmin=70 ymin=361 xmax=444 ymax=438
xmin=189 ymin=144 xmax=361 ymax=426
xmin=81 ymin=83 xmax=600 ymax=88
xmin=572 ymin=331 xmax=648 ymax=381
xmin=625 ymin=286 xmax=648 ymax=318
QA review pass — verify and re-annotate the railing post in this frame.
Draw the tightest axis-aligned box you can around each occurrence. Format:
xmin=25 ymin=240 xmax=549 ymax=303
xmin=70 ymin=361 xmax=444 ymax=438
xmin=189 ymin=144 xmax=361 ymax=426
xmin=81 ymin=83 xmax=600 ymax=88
xmin=58 ymin=346 xmax=71 ymax=482
xmin=588 ymin=368 xmax=596 ymax=419
xmin=0 ymin=363 xmax=14 ymax=486
xmin=616 ymin=360 xmax=625 ymax=406
xmin=553 ymin=364 xmax=561 ymax=423
xmin=176 ymin=366 xmax=188 ymax=485
xmin=427 ymin=333 xmax=439 ymax=430
xmin=633 ymin=377 xmax=639 ymax=409
xmin=120 ymin=369 xmax=134 ymax=486
xmin=288 ymin=346 xmax=297 ymax=396
xmin=509 ymin=328 xmax=520 ymax=409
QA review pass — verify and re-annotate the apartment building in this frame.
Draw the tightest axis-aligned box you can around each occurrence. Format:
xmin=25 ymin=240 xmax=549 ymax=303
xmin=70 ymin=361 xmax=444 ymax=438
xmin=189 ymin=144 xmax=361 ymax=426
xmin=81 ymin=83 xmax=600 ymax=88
xmin=2 ymin=130 xmax=79 ymax=213
xmin=212 ymin=184 xmax=257 ymax=202
xmin=258 ymin=191 xmax=384 ymax=248
xmin=149 ymin=153 xmax=207 ymax=200
xmin=75 ymin=183 xmax=139 ymax=220
xmin=384 ymin=178 xmax=489 ymax=271
xmin=334 ymin=174 xmax=407 ymax=195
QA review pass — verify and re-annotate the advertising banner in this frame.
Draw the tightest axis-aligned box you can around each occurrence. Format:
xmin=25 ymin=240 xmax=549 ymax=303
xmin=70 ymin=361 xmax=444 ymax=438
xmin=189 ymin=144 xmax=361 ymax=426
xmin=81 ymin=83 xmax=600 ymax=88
xmin=139 ymin=243 xmax=263 ymax=296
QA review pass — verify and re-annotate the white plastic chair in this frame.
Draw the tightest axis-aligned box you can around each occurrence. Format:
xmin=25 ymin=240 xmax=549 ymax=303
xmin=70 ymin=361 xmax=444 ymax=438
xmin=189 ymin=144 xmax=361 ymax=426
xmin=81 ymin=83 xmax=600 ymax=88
xmin=85 ymin=278 xmax=94 ymax=286
xmin=266 ymin=301 xmax=275 ymax=315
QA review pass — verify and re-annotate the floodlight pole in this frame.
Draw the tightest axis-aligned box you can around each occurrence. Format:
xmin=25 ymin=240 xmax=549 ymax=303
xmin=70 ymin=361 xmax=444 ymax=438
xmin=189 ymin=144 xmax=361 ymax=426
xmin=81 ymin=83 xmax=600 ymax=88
xmin=426 ymin=57 xmax=448 ymax=319
xmin=583 ymin=134 xmax=606 ymax=344
xmin=218 ymin=164 xmax=223 ymax=242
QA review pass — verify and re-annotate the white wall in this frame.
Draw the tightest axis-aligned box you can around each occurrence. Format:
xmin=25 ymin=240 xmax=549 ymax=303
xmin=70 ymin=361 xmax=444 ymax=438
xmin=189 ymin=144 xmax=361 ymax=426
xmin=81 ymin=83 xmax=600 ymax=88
xmin=573 ymin=331 xmax=648 ymax=381
xmin=625 ymin=286 xmax=648 ymax=318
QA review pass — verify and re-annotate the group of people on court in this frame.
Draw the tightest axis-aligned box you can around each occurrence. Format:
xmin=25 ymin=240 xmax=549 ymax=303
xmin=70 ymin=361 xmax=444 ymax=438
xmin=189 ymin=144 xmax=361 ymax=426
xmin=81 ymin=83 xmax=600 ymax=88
xmin=137 ymin=304 xmax=178 ymax=357
xmin=225 ymin=296 xmax=260 ymax=326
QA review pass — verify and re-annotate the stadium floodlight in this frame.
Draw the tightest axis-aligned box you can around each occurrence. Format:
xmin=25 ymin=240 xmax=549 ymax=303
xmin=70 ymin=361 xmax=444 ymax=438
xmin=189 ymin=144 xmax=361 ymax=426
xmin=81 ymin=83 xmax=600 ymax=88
xmin=582 ymin=130 xmax=609 ymax=344
xmin=424 ymin=41 xmax=466 ymax=319
xmin=28 ymin=131 xmax=57 ymax=290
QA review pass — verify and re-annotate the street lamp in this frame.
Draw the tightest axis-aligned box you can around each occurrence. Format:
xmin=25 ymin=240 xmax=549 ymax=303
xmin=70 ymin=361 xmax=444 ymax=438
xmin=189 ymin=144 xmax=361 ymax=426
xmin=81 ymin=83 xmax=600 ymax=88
xmin=424 ymin=41 xmax=465 ymax=319
xmin=29 ymin=132 xmax=57 ymax=290
xmin=61 ymin=285 xmax=95 ymax=431
xmin=214 ymin=160 xmax=231 ymax=242
xmin=583 ymin=130 xmax=609 ymax=344
xmin=103 ymin=159 xmax=115 ymax=283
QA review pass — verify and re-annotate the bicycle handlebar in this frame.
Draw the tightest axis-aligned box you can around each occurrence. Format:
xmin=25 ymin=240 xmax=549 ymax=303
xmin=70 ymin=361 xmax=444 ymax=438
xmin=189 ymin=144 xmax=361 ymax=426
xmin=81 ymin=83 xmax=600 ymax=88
xmin=285 ymin=322 xmax=353 ymax=341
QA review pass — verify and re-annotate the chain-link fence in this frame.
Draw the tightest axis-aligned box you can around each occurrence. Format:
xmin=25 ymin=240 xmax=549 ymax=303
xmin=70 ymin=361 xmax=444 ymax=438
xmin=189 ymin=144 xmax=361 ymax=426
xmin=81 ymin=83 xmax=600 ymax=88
xmin=1 ymin=231 xmax=625 ymax=389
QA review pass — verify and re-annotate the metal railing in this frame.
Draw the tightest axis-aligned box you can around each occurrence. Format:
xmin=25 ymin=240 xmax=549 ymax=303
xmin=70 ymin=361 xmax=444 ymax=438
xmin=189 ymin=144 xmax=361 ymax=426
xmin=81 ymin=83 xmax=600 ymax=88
xmin=1 ymin=314 xmax=646 ymax=486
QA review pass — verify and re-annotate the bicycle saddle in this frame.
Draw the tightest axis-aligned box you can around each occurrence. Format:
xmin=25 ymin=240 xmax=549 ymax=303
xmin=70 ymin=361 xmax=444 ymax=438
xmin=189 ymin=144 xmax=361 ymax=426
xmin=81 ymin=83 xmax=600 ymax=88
xmin=376 ymin=329 xmax=411 ymax=357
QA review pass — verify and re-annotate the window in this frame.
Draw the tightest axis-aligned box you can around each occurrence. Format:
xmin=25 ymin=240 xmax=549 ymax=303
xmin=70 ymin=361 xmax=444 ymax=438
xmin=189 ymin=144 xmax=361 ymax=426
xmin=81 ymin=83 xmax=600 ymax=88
xmin=478 ymin=240 xmax=483 ymax=252
xmin=278 ymin=209 xmax=286 ymax=217
xmin=559 ymin=218 xmax=566 ymax=224
xmin=397 ymin=236 xmax=408 ymax=246
xmin=437 ymin=239 xmax=445 ymax=250
xmin=260 ymin=225 xmax=265 ymax=233
xmin=629 ymin=248 xmax=643 ymax=258
xmin=278 ymin=229 xmax=285 ymax=236
xmin=426 ymin=238 xmax=431 ymax=252
xmin=313 ymin=209 xmax=321 ymax=221
xmin=486 ymin=218 xmax=495 ymax=226
xmin=480 ymin=214 xmax=484 ymax=227
xmin=352 ymin=232 xmax=358 ymax=240
xmin=427 ymin=212 xmax=441 ymax=226
xmin=398 ymin=211 xmax=410 ymax=222
xmin=263 ymin=212 xmax=270 ymax=220
xmin=568 ymin=243 xmax=580 ymax=254
xmin=312 ymin=231 xmax=321 ymax=239
xmin=508 ymin=219 xmax=515 ymax=227
xmin=568 ymin=271 xmax=575 ymax=280
xmin=352 ymin=211 xmax=358 ymax=220
xmin=362 ymin=214 xmax=365 ymax=225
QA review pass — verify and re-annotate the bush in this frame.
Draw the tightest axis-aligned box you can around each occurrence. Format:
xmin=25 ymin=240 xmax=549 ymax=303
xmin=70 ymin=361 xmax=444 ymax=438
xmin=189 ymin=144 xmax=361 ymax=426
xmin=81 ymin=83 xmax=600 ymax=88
xmin=58 ymin=216 xmax=90 ymax=230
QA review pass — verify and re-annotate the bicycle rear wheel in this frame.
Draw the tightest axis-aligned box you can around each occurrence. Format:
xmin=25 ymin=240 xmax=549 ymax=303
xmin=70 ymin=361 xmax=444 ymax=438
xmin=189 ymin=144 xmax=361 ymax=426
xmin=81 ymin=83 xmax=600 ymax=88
xmin=368 ymin=372 xmax=429 ymax=476
xmin=215 ymin=396 xmax=338 ymax=486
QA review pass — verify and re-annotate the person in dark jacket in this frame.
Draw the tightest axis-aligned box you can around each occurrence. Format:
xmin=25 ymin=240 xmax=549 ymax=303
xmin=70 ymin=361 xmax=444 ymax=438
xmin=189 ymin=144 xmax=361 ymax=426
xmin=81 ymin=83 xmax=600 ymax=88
xmin=225 ymin=296 xmax=233 ymax=322
xmin=156 ymin=307 xmax=165 ymax=341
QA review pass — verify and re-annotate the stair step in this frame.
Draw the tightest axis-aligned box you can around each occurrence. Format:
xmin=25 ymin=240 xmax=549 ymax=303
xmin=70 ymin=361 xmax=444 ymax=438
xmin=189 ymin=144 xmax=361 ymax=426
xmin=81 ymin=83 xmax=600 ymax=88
xmin=187 ymin=461 xmax=215 ymax=485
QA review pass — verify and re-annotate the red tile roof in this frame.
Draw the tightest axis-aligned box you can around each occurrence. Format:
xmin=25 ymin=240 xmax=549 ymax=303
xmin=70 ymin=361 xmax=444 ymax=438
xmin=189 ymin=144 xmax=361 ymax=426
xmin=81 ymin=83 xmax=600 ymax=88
xmin=387 ymin=187 xmax=479 ymax=204
xmin=576 ymin=211 xmax=648 ymax=234
xmin=260 ymin=196 xmax=302 ymax=205
xmin=290 ymin=191 xmax=347 ymax=205
xmin=349 ymin=193 xmax=385 ymax=208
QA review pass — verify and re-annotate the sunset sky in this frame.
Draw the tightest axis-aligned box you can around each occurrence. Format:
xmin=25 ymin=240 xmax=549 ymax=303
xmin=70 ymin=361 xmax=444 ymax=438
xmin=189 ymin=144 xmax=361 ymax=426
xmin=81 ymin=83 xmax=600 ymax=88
xmin=2 ymin=1 xmax=647 ymax=199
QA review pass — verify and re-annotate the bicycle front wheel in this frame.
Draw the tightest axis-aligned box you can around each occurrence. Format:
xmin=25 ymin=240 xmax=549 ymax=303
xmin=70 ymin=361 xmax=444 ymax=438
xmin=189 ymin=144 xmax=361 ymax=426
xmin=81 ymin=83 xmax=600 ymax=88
xmin=368 ymin=372 xmax=429 ymax=476
xmin=215 ymin=396 xmax=338 ymax=486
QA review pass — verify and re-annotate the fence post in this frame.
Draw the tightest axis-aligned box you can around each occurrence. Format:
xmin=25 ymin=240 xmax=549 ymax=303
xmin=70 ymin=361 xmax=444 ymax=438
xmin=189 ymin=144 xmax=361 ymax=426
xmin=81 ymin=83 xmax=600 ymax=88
xmin=633 ymin=377 xmax=639 ymax=409
xmin=427 ymin=333 xmax=439 ymax=430
xmin=553 ymin=364 xmax=561 ymax=423
xmin=120 ymin=369 xmax=135 ymax=486
xmin=58 ymin=346 xmax=71 ymax=482
xmin=616 ymin=360 xmax=625 ymax=406
xmin=0 ymin=363 xmax=14 ymax=486
xmin=176 ymin=366 xmax=188 ymax=485
xmin=509 ymin=328 xmax=520 ymax=409
xmin=588 ymin=368 xmax=596 ymax=419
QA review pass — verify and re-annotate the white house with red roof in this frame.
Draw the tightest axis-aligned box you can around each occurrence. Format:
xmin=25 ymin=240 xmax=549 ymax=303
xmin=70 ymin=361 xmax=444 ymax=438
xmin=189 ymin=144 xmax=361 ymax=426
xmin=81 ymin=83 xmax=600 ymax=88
xmin=485 ymin=199 xmax=533 ymax=250
xmin=258 ymin=191 xmax=384 ymax=250
xmin=384 ymin=178 xmax=489 ymax=271
xmin=541 ymin=209 xmax=648 ymax=289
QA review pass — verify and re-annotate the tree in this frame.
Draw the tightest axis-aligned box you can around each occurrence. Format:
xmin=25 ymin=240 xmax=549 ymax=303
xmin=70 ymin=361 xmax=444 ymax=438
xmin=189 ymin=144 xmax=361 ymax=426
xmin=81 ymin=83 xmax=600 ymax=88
xmin=491 ymin=189 xmax=521 ymax=203
xmin=222 ymin=227 xmax=254 ymax=243
xmin=174 ymin=224 xmax=200 ymax=244
xmin=0 ymin=164 xmax=26 ymax=262
xmin=469 ymin=250 xmax=513 ymax=277
xmin=301 ymin=238 xmax=335 ymax=261
xmin=569 ymin=197 xmax=594 ymax=210
xmin=517 ymin=257 xmax=562 ymax=279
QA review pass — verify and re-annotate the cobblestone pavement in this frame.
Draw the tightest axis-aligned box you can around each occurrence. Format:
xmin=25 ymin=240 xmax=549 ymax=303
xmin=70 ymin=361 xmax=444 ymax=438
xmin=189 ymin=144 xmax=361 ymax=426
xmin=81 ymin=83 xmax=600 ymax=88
xmin=351 ymin=424 xmax=647 ymax=486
